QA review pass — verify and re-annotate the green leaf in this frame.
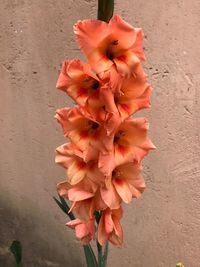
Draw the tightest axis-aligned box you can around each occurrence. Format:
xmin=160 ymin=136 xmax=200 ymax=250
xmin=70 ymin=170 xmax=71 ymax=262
xmin=53 ymin=196 xmax=75 ymax=220
xmin=84 ymin=245 xmax=98 ymax=267
xmin=98 ymin=0 xmax=114 ymax=22
xmin=10 ymin=240 xmax=22 ymax=265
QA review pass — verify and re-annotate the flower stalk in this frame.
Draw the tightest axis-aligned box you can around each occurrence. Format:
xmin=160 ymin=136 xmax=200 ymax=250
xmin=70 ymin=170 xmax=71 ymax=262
xmin=54 ymin=0 xmax=155 ymax=266
xmin=98 ymin=0 xmax=114 ymax=22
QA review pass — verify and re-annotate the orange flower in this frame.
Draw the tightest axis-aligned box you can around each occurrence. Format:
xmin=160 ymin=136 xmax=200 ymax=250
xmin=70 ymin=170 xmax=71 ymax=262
xmin=100 ymin=163 xmax=145 ymax=209
xmin=55 ymin=107 xmax=108 ymax=161
xmin=66 ymin=218 xmax=95 ymax=245
xmin=98 ymin=207 xmax=123 ymax=246
xmin=74 ymin=15 xmax=145 ymax=76
xmin=99 ymin=118 xmax=155 ymax=176
xmin=56 ymin=59 xmax=101 ymax=107
xmin=56 ymin=142 xmax=105 ymax=186
xmin=55 ymin=13 xmax=155 ymax=248
xmin=101 ymin=66 xmax=152 ymax=121
xmin=57 ymin=181 xmax=107 ymax=221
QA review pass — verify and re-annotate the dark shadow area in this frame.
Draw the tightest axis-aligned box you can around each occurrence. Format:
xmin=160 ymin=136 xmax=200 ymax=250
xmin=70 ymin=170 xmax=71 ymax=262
xmin=0 ymin=194 xmax=85 ymax=267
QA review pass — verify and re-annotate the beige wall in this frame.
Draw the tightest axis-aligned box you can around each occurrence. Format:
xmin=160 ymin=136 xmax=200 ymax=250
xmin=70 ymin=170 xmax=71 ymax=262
xmin=1 ymin=0 xmax=200 ymax=266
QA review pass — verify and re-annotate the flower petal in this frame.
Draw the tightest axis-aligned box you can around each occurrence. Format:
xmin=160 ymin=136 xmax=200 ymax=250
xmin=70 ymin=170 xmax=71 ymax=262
xmin=68 ymin=187 xmax=94 ymax=202
xmin=74 ymin=19 xmax=108 ymax=57
xmin=100 ymin=181 xmax=121 ymax=209
xmin=113 ymin=178 xmax=133 ymax=204
xmin=98 ymin=212 xmax=108 ymax=246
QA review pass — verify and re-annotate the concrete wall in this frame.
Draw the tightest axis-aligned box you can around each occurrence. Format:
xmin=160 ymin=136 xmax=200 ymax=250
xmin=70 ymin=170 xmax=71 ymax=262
xmin=1 ymin=0 xmax=200 ymax=266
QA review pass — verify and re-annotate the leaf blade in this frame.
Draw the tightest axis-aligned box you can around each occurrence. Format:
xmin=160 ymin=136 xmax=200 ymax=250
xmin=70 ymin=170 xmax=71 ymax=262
xmin=10 ymin=240 xmax=22 ymax=265
xmin=53 ymin=196 xmax=75 ymax=220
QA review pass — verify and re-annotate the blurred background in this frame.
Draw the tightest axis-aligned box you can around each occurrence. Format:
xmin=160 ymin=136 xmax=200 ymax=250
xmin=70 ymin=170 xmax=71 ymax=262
xmin=1 ymin=0 xmax=200 ymax=266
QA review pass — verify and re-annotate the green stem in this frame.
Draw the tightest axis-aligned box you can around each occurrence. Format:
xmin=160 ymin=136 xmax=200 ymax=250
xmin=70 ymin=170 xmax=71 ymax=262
xmin=97 ymin=0 xmax=114 ymax=22
xmin=102 ymin=242 xmax=109 ymax=267
xmin=84 ymin=245 xmax=98 ymax=267
xmin=97 ymin=240 xmax=103 ymax=267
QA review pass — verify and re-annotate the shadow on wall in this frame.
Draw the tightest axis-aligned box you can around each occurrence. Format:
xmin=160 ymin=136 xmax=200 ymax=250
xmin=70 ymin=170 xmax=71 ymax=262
xmin=0 ymin=193 xmax=84 ymax=267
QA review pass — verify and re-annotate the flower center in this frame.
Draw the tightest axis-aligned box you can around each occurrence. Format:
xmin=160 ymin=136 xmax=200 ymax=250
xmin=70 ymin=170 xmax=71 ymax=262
xmin=83 ymin=77 xmax=99 ymax=91
xmin=106 ymin=39 xmax=119 ymax=60
xmin=88 ymin=121 xmax=99 ymax=130
xmin=92 ymin=80 xmax=100 ymax=90
xmin=114 ymin=130 xmax=125 ymax=143
xmin=112 ymin=169 xmax=121 ymax=179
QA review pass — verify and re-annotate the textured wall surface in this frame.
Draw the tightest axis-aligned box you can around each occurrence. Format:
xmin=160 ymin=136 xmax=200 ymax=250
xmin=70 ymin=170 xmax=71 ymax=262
xmin=1 ymin=0 xmax=200 ymax=266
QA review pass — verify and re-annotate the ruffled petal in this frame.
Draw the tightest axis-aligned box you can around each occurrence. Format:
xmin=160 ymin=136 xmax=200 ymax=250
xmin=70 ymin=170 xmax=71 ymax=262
xmin=74 ymin=19 xmax=108 ymax=57
xmin=57 ymin=181 xmax=71 ymax=199
xmin=108 ymin=15 xmax=138 ymax=50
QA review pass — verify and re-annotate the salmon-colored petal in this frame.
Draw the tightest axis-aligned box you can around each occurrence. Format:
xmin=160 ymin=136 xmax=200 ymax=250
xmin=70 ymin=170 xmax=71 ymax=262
xmin=67 ymin=218 xmax=95 ymax=244
xmin=90 ymin=53 xmax=114 ymax=74
xmin=75 ymin=224 xmax=89 ymax=239
xmin=110 ymin=212 xmax=123 ymax=245
xmin=112 ymin=206 xmax=123 ymax=220
xmin=110 ymin=67 xmax=151 ymax=119
xmin=99 ymin=65 xmax=123 ymax=93
xmin=56 ymin=61 xmax=73 ymax=91
xmin=130 ymin=28 xmax=145 ymax=61
xmin=74 ymin=19 xmax=108 ymax=56
xmin=99 ymin=145 xmax=132 ymax=176
xmin=114 ymin=143 xmax=133 ymax=166
xmin=108 ymin=15 xmax=138 ymax=50
xmin=113 ymin=178 xmax=133 ymax=204
xmin=67 ymin=161 xmax=87 ymax=185
xmin=67 ymin=84 xmax=89 ymax=106
xmin=109 ymin=232 xmax=123 ymax=247
xmin=66 ymin=59 xmax=85 ymax=80
xmin=82 ymin=145 xmax=99 ymax=162
xmin=103 ymin=111 xmax=121 ymax=136
xmin=87 ymin=164 xmax=105 ymax=185
xmin=98 ymin=207 xmax=123 ymax=246
xmin=114 ymin=53 xmax=140 ymax=78
xmin=68 ymin=187 xmax=94 ymax=202
xmin=56 ymin=142 xmax=81 ymax=158
xmin=129 ymin=175 xmax=146 ymax=198
xmin=93 ymin=189 xmax=107 ymax=211
xmin=98 ymin=213 xmax=108 ymax=246
xmin=66 ymin=218 xmax=82 ymax=228
xmin=57 ymin=181 xmax=71 ymax=199
xmin=104 ymin=209 xmax=114 ymax=234
xmin=72 ymin=199 xmax=95 ymax=221
xmin=100 ymin=86 xmax=118 ymax=113
xmin=55 ymin=108 xmax=73 ymax=137
xmin=100 ymin=182 xmax=121 ymax=209
xmin=99 ymin=152 xmax=115 ymax=177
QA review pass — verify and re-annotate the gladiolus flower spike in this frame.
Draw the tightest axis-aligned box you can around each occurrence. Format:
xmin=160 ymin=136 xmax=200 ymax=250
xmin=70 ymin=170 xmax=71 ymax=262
xmin=55 ymin=5 xmax=154 ymax=267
